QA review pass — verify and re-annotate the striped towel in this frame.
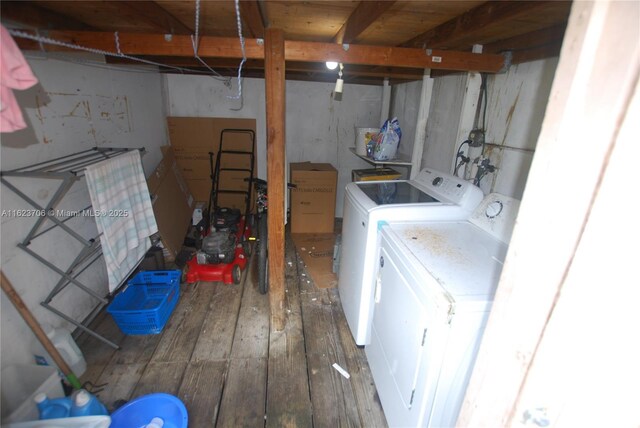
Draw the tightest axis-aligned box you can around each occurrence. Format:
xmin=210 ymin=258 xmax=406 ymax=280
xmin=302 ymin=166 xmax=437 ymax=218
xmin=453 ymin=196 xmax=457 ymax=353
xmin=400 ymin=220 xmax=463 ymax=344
xmin=85 ymin=150 xmax=158 ymax=292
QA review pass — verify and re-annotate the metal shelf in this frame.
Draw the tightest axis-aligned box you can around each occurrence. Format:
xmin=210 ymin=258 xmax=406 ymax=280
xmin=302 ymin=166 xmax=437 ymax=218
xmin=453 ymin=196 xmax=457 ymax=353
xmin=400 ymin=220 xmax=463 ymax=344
xmin=1 ymin=146 xmax=145 ymax=349
xmin=349 ymin=148 xmax=413 ymax=179
xmin=348 ymin=147 xmax=412 ymax=167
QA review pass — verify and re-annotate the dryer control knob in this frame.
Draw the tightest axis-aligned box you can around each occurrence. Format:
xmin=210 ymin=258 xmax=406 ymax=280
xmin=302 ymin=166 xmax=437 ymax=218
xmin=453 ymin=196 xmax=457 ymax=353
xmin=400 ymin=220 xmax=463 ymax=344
xmin=486 ymin=200 xmax=504 ymax=218
xmin=432 ymin=177 xmax=444 ymax=187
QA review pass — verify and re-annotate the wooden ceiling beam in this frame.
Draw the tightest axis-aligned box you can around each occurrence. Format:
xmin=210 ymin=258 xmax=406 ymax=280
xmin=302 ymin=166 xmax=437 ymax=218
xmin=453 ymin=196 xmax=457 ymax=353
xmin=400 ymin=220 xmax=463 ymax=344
xmin=403 ymin=1 xmax=560 ymax=49
xmin=116 ymin=1 xmax=192 ymax=35
xmin=285 ymin=40 xmax=503 ymax=72
xmin=333 ymin=1 xmax=396 ymax=44
xmin=105 ymin=56 xmax=423 ymax=80
xmin=239 ymin=1 xmax=266 ymax=38
xmin=0 ymin=1 xmax=93 ymax=31
xmin=13 ymin=30 xmax=505 ymax=73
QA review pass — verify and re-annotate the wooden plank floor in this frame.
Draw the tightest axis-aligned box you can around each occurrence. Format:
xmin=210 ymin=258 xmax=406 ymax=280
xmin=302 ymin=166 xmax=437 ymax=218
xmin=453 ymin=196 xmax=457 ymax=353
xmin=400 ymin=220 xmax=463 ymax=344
xmin=78 ymin=233 xmax=387 ymax=427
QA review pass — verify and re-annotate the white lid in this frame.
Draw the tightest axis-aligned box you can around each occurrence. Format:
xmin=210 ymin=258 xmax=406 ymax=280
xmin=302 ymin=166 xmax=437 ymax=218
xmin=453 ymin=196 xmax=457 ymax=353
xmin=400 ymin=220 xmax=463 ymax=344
xmin=74 ymin=389 xmax=90 ymax=406
xmin=147 ymin=417 xmax=164 ymax=428
xmin=33 ymin=392 xmax=47 ymax=404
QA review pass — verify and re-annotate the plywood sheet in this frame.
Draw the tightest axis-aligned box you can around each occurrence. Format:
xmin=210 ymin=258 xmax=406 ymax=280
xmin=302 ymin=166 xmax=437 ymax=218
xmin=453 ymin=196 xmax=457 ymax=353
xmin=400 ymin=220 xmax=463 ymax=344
xmin=292 ymin=233 xmax=338 ymax=289
xmin=167 ymin=117 xmax=256 ymax=208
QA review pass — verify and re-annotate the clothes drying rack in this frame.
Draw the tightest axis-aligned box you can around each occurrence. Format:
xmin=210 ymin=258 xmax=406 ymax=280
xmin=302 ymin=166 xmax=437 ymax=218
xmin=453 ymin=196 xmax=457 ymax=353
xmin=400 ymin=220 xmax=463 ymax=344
xmin=1 ymin=147 xmax=147 ymax=349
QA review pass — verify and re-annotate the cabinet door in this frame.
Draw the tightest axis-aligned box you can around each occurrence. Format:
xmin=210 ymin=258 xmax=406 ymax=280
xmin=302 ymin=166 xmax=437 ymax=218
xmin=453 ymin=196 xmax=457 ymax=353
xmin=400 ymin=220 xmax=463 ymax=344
xmin=373 ymin=245 xmax=428 ymax=409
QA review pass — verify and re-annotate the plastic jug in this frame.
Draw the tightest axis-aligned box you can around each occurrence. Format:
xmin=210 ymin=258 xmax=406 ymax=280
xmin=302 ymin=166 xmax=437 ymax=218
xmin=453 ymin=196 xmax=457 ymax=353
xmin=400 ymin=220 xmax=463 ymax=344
xmin=70 ymin=389 xmax=109 ymax=417
xmin=31 ymin=326 xmax=87 ymax=377
xmin=34 ymin=392 xmax=72 ymax=419
xmin=146 ymin=417 xmax=164 ymax=428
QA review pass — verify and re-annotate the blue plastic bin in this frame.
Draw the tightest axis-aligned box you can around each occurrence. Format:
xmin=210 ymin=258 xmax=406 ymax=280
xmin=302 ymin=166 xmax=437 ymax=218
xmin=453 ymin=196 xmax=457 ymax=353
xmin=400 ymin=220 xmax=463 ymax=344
xmin=109 ymin=393 xmax=188 ymax=428
xmin=107 ymin=270 xmax=180 ymax=335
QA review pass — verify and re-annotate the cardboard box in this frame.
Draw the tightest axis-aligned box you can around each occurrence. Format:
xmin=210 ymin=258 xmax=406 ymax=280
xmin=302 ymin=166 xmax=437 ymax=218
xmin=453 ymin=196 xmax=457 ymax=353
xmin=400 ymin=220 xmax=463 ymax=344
xmin=147 ymin=147 xmax=194 ymax=260
xmin=290 ymin=162 xmax=337 ymax=234
xmin=167 ymin=117 xmax=256 ymax=209
xmin=352 ymin=167 xmax=402 ymax=182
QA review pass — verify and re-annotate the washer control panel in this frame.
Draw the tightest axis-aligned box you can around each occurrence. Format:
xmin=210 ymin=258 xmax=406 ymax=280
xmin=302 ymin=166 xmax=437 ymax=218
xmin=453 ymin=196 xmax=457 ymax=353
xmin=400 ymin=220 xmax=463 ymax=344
xmin=416 ymin=168 xmax=481 ymax=207
xmin=470 ymin=193 xmax=520 ymax=243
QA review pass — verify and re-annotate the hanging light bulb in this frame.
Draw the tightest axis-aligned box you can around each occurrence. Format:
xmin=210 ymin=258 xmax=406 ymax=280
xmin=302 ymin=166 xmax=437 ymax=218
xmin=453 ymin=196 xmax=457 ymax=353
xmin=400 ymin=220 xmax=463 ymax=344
xmin=326 ymin=61 xmax=339 ymax=70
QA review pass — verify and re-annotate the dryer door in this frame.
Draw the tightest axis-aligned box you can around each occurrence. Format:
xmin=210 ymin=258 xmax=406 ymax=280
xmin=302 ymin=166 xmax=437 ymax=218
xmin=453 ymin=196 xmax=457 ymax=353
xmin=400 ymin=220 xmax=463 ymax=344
xmin=370 ymin=244 xmax=427 ymax=409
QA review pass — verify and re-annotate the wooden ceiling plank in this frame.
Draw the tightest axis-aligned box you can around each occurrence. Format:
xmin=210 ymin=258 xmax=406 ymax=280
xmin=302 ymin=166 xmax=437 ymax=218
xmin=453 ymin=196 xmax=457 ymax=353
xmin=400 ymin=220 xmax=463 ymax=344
xmin=239 ymin=1 xmax=266 ymax=38
xmin=510 ymin=43 xmax=563 ymax=64
xmin=0 ymin=1 xmax=93 ymax=31
xmin=402 ymin=1 xmax=561 ymax=49
xmin=483 ymin=23 xmax=567 ymax=54
xmin=116 ymin=1 xmax=192 ymax=35
xmin=13 ymin=30 xmax=504 ymax=73
xmin=333 ymin=1 xmax=396 ymax=44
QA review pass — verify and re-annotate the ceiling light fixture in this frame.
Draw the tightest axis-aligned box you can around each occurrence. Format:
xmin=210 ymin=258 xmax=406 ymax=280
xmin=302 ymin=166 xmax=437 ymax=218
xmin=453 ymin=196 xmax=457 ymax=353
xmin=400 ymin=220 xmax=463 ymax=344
xmin=326 ymin=61 xmax=338 ymax=70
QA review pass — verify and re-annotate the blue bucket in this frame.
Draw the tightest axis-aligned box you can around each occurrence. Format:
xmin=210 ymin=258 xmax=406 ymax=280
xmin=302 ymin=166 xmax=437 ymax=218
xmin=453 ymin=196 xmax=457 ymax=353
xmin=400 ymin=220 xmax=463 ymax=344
xmin=109 ymin=393 xmax=188 ymax=428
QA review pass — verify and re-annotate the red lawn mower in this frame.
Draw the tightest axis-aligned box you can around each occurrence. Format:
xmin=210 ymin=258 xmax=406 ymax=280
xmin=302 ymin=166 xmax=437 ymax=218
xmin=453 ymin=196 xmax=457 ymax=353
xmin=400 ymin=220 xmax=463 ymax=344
xmin=184 ymin=129 xmax=255 ymax=285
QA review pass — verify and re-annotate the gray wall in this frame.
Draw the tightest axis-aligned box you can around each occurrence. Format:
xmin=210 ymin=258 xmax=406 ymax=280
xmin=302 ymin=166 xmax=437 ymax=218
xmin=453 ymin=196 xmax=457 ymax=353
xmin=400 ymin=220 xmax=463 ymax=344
xmin=1 ymin=55 xmax=167 ymax=370
xmin=0 ymin=54 xmax=557 ymax=375
xmin=163 ymin=75 xmax=382 ymax=217
xmin=419 ymin=58 xmax=559 ymax=199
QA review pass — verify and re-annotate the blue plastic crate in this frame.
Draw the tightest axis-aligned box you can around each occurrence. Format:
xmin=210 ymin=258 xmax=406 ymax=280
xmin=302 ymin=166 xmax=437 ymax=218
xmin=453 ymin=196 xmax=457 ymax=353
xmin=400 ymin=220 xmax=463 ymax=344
xmin=107 ymin=270 xmax=181 ymax=335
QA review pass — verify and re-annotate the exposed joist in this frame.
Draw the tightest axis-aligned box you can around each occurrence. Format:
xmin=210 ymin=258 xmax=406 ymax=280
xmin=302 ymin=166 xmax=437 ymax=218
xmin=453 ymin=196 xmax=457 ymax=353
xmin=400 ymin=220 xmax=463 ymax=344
xmin=117 ymin=1 xmax=192 ymax=35
xmin=0 ymin=1 xmax=92 ymax=31
xmin=13 ymin=30 xmax=504 ymax=73
xmin=403 ymin=1 xmax=561 ymax=49
xmin=239 ymin=1 xmax=266 ymax=38
xmin=333 ymin=1 xmax=396 ymax=44
xmin=264 ymin=28 xmax=287 ymax=332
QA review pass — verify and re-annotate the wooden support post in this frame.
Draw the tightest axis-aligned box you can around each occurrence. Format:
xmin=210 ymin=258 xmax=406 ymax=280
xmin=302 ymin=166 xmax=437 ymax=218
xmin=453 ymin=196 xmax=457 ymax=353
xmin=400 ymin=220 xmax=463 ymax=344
xmin=264 ymin=28 xmax=286 ymax=332
xmin=458 ymin=1 xmax=640 ymax=426
xmin=452 ymin=72 xmax=482 ymax=175
xmin=410 ymin=70 xmax=434 ymax=179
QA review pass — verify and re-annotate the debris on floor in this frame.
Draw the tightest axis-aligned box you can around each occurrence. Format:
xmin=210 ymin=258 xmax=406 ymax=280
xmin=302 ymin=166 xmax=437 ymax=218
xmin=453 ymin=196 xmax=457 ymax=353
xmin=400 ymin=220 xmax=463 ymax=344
xmin=332 ymin=363 xmax=350 ymax=379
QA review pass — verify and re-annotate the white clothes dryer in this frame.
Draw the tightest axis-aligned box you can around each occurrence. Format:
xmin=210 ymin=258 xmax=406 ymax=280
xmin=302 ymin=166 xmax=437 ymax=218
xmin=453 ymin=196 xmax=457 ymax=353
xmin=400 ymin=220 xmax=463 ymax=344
xmin=366 ymin=193 xmax=520 ymax=427
xmin=338 ymin=168 xmax=483 ymax=345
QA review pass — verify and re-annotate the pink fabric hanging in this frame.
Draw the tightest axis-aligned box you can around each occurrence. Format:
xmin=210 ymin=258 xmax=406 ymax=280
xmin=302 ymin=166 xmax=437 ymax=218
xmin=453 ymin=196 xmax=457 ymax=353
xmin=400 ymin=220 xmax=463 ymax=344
xmin=0 ymin=25 xmax=38 ymax=133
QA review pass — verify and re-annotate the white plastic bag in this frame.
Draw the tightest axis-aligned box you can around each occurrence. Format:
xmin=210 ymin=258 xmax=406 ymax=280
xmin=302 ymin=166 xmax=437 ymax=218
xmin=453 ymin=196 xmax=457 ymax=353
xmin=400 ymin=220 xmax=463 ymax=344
xmin=368 ymin=117 xmax=402 ymax=161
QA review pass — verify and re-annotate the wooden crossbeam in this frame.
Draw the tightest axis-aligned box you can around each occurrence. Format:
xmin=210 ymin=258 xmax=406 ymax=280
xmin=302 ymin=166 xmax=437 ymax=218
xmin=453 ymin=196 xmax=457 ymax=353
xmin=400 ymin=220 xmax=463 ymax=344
xmin=286 ymin=40 xmax=503 ymax=72
xmin=333 ymin=1 xmax=396 ymax=44
xmin=105 ymin=56 xmax=422 ymax=83
xmin=14 ymin=30 xmax=505 ymax=73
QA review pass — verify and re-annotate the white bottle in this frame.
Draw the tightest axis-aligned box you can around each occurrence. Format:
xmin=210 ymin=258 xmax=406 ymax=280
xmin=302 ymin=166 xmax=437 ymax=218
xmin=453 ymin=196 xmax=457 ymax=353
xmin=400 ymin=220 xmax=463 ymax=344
xmin=145 ymin=417 xmax=164 ymax=428
xmin=31 ymin=326 xmax=87 ymax=377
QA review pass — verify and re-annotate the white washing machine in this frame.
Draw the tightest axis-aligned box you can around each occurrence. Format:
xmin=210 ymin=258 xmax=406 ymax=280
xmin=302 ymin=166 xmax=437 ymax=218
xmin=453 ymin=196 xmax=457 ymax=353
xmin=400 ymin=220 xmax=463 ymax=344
xmin=366 ymin=193 xmax=520 ymax=427
xmin=338 ymin=168 xmax=483 ymax=345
